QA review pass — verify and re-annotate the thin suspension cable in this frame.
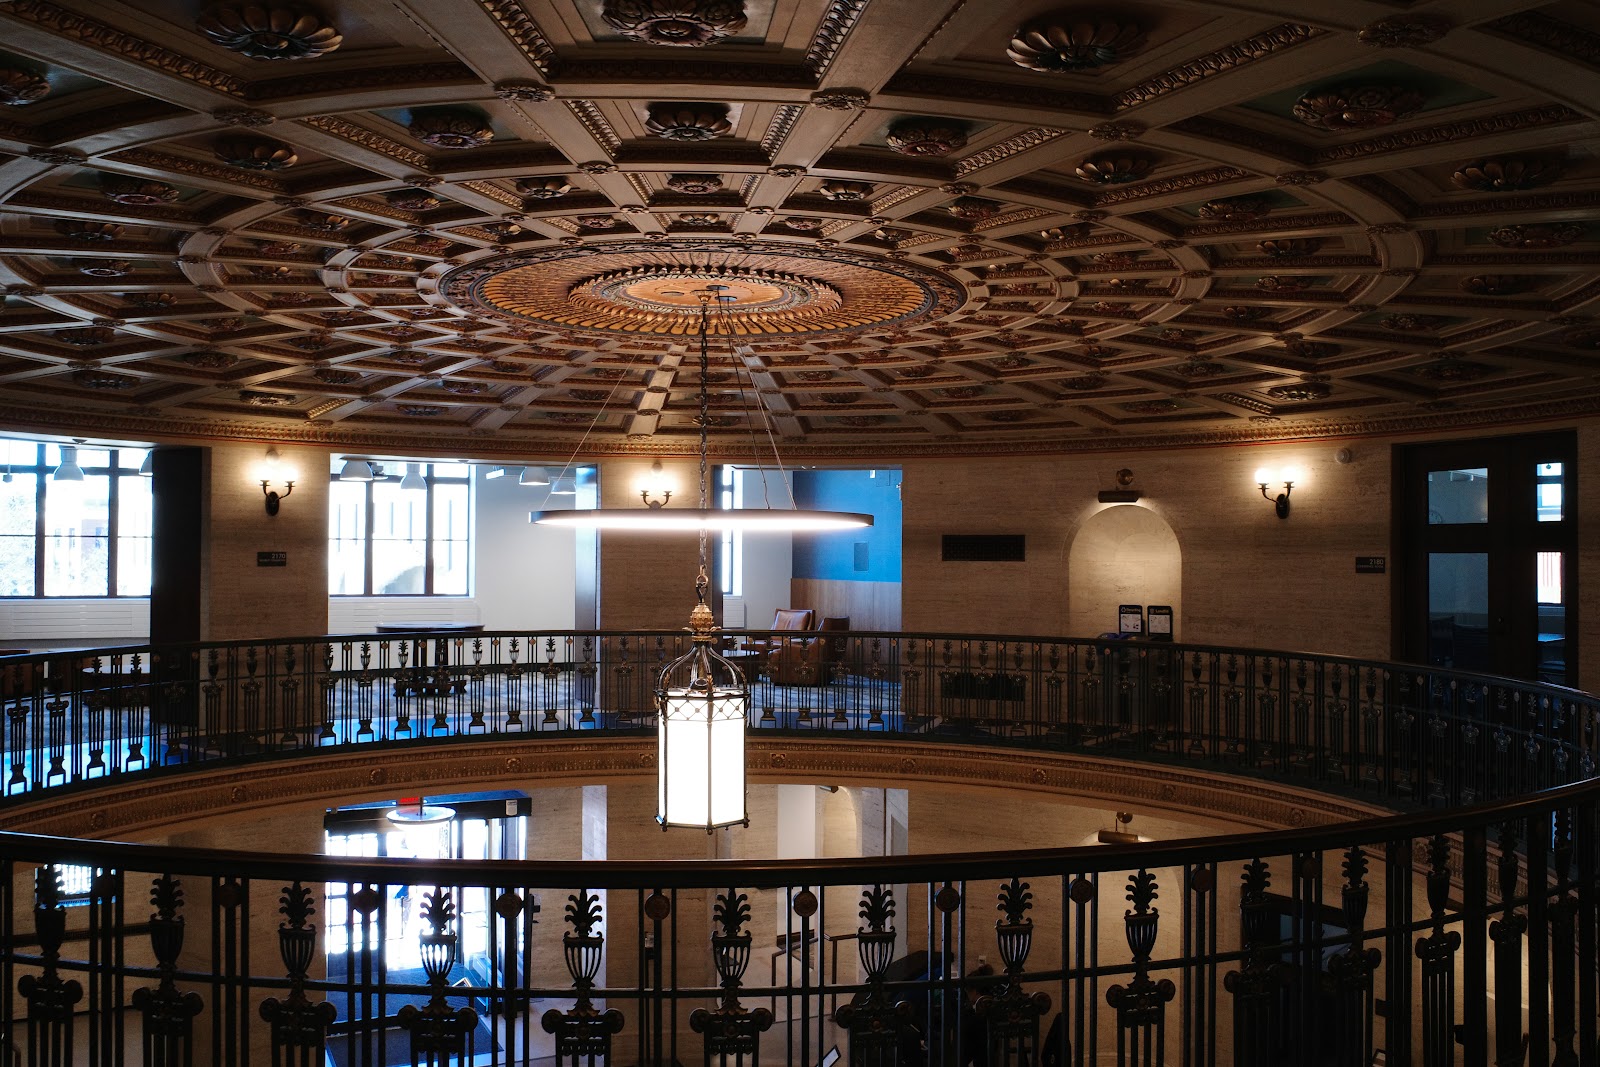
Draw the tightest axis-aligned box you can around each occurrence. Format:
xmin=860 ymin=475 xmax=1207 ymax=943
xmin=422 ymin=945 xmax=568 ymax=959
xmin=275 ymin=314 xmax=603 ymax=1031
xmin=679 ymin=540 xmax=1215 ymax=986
xmin=717 ymin=297 xmax=796 ymax=510
xmin=545 ymin=347 xmax=637 ymax=490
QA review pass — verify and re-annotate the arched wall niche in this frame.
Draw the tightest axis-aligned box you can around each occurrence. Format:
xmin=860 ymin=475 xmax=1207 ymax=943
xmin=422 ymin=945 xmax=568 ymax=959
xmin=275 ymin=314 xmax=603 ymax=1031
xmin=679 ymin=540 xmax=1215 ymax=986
xmin=1067 ymin=504 xmax=1183 ymax=640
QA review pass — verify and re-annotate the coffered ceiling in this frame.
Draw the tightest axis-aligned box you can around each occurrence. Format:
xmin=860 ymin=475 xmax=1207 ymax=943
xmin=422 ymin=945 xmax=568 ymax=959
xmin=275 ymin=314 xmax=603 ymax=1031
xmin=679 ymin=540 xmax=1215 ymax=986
xmin=0 ymin=0 xmax=1597 ymax=458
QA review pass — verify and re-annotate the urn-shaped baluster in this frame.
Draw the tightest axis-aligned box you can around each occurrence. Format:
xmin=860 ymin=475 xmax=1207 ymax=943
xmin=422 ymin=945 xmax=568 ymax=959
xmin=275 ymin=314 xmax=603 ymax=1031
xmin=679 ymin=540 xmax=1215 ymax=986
xmin=856 ymin=884 xmax=898 ymax=980
xmin=563 ymin=889 xmax=606 ymax=989
xmin=417 ymin=888 xmax=458 ymax=983
xmin=711 ymin=888 xmax=754 ymax=989
xmin=995 ymin=877 xmax=1035 ymax=973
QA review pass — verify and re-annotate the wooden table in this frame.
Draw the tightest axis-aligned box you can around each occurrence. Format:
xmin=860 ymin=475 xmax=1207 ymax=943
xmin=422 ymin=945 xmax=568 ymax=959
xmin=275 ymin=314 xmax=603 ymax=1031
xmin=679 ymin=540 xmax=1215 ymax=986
xmin=375 ymin=622 xmax=485 ymax=697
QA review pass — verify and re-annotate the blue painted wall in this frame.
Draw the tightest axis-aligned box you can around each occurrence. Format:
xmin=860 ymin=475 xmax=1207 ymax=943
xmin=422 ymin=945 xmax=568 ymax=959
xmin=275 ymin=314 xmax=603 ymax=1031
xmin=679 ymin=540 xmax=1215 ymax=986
xmin=791 ymin=469 xmax=901 ymax=582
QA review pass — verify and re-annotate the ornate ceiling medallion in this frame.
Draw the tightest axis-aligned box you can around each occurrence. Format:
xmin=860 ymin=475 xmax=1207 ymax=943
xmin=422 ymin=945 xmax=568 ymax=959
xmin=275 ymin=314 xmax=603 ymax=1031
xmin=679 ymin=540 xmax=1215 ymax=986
xmin=601 ymin=0 xmax=747 ymax=46
xmin=55 ymin=327 xmax=116 ymax=346
xmin=885 ymin=119 xmax=968 ymax=157
xmin=1075 ymin=154 xmax=1154 ymax=184
xmin=1268 ymin=381 xmax=1331 ymax=401
xmin=0 ymin=67 xmax=51 ymax=105
xmin=386 ymin=187 xmax=441 ymax=211
xmin=241 ymin=391 xmax=294 ymax=406
xmin=947 ymin=197 xmax=1001 ymax=221
xmin=516 ymin=176 xmax=573 ymax=200
xmin=125 ymin=292 xmax=176 ymax=310
xmin=196 ymin=5 xmax=342 ymax=60
xmin=810 ymin=88 xmax=870 ymax=111
xmin=409 ymin=109 xmax=494 ymax=149
xmin=99 ymin=176 xmax=180 ymax=206
xmin=1488 ymin=223 xmax=1584 ymax=248
xmin=676 ymin=212 xmax=721 ymax=226
xmin=73 ymin=368 xmax=138 ymax=390
xmin=1256 ymin=238 xmax=1321 ymax=257
xmin=1256 ymin=275 xmax=1307 ymax=293
xmin=645 ymin=103 xmax=733 ymax=140
xmin=214 ymin=135 xmax=298 ymax=171
xmin=1459 ymin=275 xmax=1534 ymax=296
xmin=1358 ymin=15 xmax=1450 ymax=48
xmin=443 ymin=239 xmax=961 ymax=339
xmin=79 ymin=260 xmax=133 ymax=277
xmin=297 ymin=210 xmax=350 ymax=232
xmin=55 ymin=221 xmax=123 ymax=242
xmin=1452 ymin=156 xmax=1561 ymax=192
xmin=1005 ymin=16 xmax=1146 ymax=72
xmin=185 ymin=350 xmax=239 ymax=369
xmin=1292 ymin=84 xmax=1426 ymax=131
xmin=819 ymin=179 xmax=873 ymax=201
xmin=1197 ymin=196 xmax=1268 ymax=221
xmin=1412 ymin=358 xmax=1492 ymax=382
xmin=666 ymin=173 xmax=724 ymax=194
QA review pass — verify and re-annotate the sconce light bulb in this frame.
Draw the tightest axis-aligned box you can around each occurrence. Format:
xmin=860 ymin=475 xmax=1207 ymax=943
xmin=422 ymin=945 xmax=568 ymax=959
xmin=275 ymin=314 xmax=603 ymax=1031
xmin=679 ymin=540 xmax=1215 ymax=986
xmin=1253 ymin=467 xmax=1273 ymax=487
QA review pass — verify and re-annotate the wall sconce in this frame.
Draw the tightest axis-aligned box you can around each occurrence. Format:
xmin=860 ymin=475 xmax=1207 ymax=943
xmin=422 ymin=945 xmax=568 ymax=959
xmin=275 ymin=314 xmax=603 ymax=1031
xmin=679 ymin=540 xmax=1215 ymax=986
xmin=260 ymin=447 xmax=295 ymax=516
xmin=1255 ymin=466 xmax=1298 ymax=519
xmin=640 ymin=459 xmax=673 ymax=508
xmin=1097 ymin=467 xmax=1142 ymax=504
xmin=1098 ymin=812 xmax=1138 ymax=845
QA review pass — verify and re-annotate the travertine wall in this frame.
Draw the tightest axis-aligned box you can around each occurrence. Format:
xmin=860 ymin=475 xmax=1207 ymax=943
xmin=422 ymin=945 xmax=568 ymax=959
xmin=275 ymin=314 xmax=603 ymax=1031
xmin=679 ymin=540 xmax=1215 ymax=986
xmin=902 ymin=439 xmax=1394 ymax=656
xmin=592 ymin=421 xmax=1600 ymax=689
xmin=597 ymin=456 xmax=703 ymax=629
xmin=203 ymin=442 xmax=329 ymax=641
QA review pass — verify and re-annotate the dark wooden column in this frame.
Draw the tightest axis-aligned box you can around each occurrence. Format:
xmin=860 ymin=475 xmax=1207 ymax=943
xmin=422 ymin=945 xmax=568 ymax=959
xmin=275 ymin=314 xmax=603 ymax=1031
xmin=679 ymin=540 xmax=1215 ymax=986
xmin=149 ymin=446 xmax=205 ymax=645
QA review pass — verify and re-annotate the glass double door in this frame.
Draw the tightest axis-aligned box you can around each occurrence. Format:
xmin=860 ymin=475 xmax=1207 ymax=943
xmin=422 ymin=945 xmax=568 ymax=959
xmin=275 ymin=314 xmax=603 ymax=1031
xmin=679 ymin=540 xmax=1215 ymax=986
xmin=1400 ymin=432 xmax=1576 ymax=685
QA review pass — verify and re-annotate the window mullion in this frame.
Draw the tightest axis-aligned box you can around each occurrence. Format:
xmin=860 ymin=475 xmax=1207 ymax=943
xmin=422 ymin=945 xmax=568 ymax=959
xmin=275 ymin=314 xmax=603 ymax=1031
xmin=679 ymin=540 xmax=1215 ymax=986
xmin=107 ymin=451 xmax=120 ymax=597
xmin=363 ymin=480 xmax=376 ymax=596
xmin=33 ymin=442 xmax=45 ymax=596
xmin=422 ymin=468 xmax=436 ymax=595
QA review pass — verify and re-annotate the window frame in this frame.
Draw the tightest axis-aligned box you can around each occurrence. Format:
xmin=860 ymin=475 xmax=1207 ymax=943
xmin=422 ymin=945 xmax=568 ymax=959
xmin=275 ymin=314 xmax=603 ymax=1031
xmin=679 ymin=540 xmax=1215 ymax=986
xmin=0 ymin=442 xmax=149 ymax=599
xmin=328 ymin=462 xmax=473 ymax=597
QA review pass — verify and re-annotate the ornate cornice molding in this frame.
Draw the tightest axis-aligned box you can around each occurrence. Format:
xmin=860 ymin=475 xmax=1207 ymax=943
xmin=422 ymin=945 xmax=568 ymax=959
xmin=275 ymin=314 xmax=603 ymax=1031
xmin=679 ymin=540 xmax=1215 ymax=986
xmin=1116 ymin=24 xmax=1323 ymax=110
xmin=955 ymin=127 xmax=1070 ymax=177
xmin=2 ymin=393 xmax=1597 ymax=459
xmin=805 ymin=0 xmax=871 ymax=79
xmin=881 ymin=73 xmax=1105 ymax=116
xmin=476 ymin=0 xmax=556 ymax=73
xmin=565 ymin=99 xmax=623 ymax=154
xmin=0 ymin=0 xmax=245 ymax=96
xmin=760 ymin=104 xmax=806 ymax=158
xmin=1093 ymin=166 xmax=1251 ymax=206
xmin=298 ymin=116 xmax=429 ymax=168
xmin=1310 ymin=105 xmax=1586 ymax=165
xmin=248 ymin=62 xmax=480 ymax=102
xmin=111 ymin=147 xmax=287 ymax=194
xmin=1482 ymin=11 xmax=1600 ymax=69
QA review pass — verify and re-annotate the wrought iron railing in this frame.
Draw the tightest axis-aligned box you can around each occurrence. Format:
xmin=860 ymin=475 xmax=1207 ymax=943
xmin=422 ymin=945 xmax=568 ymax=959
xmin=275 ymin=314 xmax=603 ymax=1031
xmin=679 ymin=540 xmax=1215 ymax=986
xmin=0 ymin=630 xmax=1596 ymax=1067
xmin=1 ymin=630 xmax=1593 ymax=810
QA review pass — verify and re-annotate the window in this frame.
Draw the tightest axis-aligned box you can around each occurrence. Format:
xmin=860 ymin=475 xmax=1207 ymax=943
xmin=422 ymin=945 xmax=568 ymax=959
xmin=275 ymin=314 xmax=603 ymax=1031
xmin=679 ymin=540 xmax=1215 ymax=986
xmin=0 ymin=441 xmax=151 ymax=598
xmin=328 ymin=460 xmax=472 ymax=595
xmin=719 ymin=464 xmax=742 ymax=597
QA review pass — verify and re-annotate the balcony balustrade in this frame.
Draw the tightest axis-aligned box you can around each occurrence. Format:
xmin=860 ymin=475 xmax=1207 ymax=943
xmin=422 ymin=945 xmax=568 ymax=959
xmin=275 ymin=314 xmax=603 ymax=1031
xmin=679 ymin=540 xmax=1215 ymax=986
xmin=0 ymin=630 xmax=1595 ymax=1067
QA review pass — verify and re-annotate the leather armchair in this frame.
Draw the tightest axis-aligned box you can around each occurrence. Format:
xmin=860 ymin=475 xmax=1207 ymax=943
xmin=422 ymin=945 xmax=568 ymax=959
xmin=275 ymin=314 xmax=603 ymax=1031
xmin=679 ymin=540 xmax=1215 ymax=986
xmin=768 ymin=616 xmax=849 ymax=687
xmin=743 ymin=608 xmax=816 ymax=658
